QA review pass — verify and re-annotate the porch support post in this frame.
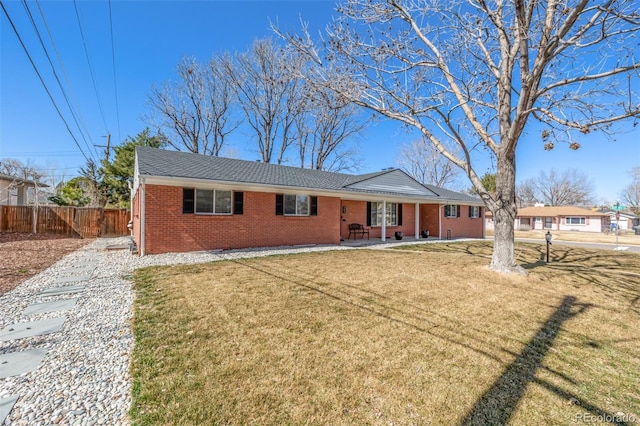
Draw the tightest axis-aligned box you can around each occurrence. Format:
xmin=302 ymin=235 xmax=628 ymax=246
xmin=415 ymin=203 xmax=419 ymax=240
xmin=381 ymin=200 xmax=386 ymax=242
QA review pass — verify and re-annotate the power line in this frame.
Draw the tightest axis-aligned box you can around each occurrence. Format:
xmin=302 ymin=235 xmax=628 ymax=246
xmin=35 ymin=0 xmax=102 ymax=161
xmin=0 ymin=0 xmax=92 ymax=163
xmin=73 ymin=0 xmax=109 ymax=133
xmin=1 ymin=150 xmax=81 ymax=156
xmin=108 ymin=0 xmax=121 ymax=142
xmin=21 ymin=0 xmax=98 ymax=163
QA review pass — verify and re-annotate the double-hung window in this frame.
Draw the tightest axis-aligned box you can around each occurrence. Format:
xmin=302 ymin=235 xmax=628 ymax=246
xmin=370 ymin=202 xmax=398 ymax=226
xmin=284 ymin=194 xmax=309 ymax=216
xmin=469 ymin=206 xmax=480 ymax=218
xmin=444 ymin=205 xmax=458 ymax=218
xmin=195 ymin=189 xmax=232 ymax=214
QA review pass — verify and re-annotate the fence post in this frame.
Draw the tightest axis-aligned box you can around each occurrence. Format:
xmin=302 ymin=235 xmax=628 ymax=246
xmin=32 ymin=205 xmax=38 ymax=234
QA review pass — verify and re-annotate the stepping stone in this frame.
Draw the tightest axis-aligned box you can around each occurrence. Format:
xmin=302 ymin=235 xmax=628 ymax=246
xmin=39 ymin=285 xmax=85 ymax=296
xmin=0 ymin=316 xmax=67 ymax=341
xmin=68 ymin=261 xmax=97 ymax=268
xmin=0 ymin=395 xmax=19 ymax=423
xmin=23 ymin=298 xmax=77 ymax=316
xmin=0 ymin=348 xmax=48 ymax=378
xmin=53 ymin=274 xmax=92 ymax=284
xmin=60 ymin=265 xmax=95 ymax=274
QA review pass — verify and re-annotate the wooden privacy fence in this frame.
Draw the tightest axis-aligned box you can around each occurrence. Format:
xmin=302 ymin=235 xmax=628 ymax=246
xmin=0 ymin=206 xmax=129 ymax=238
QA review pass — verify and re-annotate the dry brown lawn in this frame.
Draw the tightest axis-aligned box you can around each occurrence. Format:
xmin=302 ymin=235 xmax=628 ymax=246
xmin=130 ymin=243 xmax=640 ymax=425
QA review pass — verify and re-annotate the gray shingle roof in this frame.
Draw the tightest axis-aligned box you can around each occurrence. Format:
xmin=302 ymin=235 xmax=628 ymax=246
xmin=136 ymin=146 xmax=481 ymax=203
xmin=422 ymin=183 xmax=481 ymax=204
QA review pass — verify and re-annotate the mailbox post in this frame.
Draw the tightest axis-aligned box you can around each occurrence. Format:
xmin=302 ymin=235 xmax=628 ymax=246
xmin=545 ymin=231 xmax=552 ymax=263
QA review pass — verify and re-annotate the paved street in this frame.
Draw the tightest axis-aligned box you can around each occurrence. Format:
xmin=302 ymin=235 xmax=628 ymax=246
xmin=513 ymin=238 xmax=640 ymax=254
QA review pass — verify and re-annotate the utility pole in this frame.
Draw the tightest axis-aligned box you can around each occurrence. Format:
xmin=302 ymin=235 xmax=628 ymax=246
xmin=95 ymin=132 xmax=111 ymax=163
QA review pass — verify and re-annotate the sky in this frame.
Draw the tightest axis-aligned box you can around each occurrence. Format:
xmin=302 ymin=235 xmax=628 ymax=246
xmin=1 ymin=0 xmax=638 ymax=205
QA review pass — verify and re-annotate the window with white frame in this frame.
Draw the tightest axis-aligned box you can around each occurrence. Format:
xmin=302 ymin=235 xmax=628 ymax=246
xmin=565 ymin=216 xmax=585 ymax=225
xmin=195 ymin=189 xmax=232 ymax=214
xmin=284 ymin=194 xmax=309 ymax=216
xmin=370 ymin=202 xmax=398 ymax=226
xmin=469 ymin=206 xmax=480 ymax=218
xmin=444 ymin=205 xmax=457 ymax=218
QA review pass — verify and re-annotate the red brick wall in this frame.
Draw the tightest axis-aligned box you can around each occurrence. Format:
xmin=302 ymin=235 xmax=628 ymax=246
xmin=420 ymin=204 xmax=484 ymax=238
xmin=420 ymin=205 xmax=440 ymax=237
xmin=440 ymin=205 xmax=484 ymax=239
xmin=140 ymin=185 xmax=341 ymax=254
xmin=340 ymin=200 xmax=416 ymax=239
xmin=340 ymin=200 xmax=366 ymax=239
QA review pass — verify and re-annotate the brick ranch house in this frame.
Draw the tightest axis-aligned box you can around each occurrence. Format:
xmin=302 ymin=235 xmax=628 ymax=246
xmin=132 ymin=147 xmax=485 ymax=255
xmin=485 ymin=206 xmax=610 ymax=232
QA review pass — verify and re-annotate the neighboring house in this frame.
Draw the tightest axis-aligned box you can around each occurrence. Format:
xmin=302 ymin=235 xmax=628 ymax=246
xmin=603 ymin=210 xmax=637 ymax=231
xmin=132 ymin=147 xmax=485 ymax=255
xmin=0 ymin=173 xmax=48 ymax=206
xmin=486 ymin=206 xmax=609 ymax=232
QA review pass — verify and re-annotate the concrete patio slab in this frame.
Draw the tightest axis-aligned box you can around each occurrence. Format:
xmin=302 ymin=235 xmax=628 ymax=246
xmin=53 ymin=274 xmax=92 ymax=284
xmin=0 ymin=348 xmax=48 ymax=378
xmin=0 ymin=395 xmax=19 ymax=423
xmin=23 ymin=298 xmax=78 ymax=316
xmin=39 ymin=285 xmax=85 ymax=296
xmin=0 ymin=316 xmax=67 ymax=341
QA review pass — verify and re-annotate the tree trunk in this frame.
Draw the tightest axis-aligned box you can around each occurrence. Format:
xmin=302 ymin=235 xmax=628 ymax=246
xmin=490 ymin=153 xmax=526 ymax=275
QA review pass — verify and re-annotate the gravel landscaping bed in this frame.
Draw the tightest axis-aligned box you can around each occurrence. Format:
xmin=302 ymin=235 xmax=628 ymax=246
xmin=0 ymin=237 xmax=354 ymax=425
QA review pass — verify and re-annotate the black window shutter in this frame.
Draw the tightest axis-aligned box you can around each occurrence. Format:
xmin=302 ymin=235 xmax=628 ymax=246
xmin=275 ymin=194 xmax=284 ymax=215
xmin=366 ymin=202 xmax=372 ymax=226
xmin=310 ymin=196 xmax=318 ymax=216
xmin=183 ymin=188 xmax=194 ymax=214
xmin=233 ymin=192 xmax=244 ymax=215
xmin=456 ymin=205 xmax=460 ymax=217
xmin=469 ymin=205 xmax=472 ymax=217
xmin=397 ymin=203 xmax=403 ymax=225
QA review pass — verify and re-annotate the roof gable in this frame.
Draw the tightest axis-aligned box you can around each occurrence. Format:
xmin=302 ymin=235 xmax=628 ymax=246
xmin=344 ymin=169 xmax=438 ymax=197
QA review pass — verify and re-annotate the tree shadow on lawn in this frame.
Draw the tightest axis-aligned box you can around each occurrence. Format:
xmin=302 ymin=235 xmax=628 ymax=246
xmin=230 ymin=258 xmax=509 ymax=365
xmin=457 ymin=295 xmax=634 ymax=426
xmin=229 ymin=258 xmax=633 ymax=424
xmin=521 ymin=247 xmax=640 ymax=315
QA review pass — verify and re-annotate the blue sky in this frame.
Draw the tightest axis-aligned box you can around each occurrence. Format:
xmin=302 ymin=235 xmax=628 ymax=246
xmin=1 ymin=0 xmax=638 ymax=204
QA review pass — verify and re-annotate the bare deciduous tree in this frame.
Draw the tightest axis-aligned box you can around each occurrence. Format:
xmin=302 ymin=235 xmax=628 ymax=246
xmin=0 ymin=158 xmax=43 ymax=182
xmin=621 ymin=166 xmax=640 ymax=214
xmin=520 ymin=169 xmax=595 ymax=206
xmin=516 ymin=181 xmax=538 ymax=208
xmin=224 ymin=39 xmax=304 ymax=164
xmin=280 ymin=0 xmax=640 ymax=273
xmin=147 ymin=55 xmax=238 ymax=156
xmin=296 ymin=85 xmax=366 ymax=171
xmin=396 ymin=138 xmax=460 ymax=187
xmin=0 ymin=158 xmax=47 ymax=205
